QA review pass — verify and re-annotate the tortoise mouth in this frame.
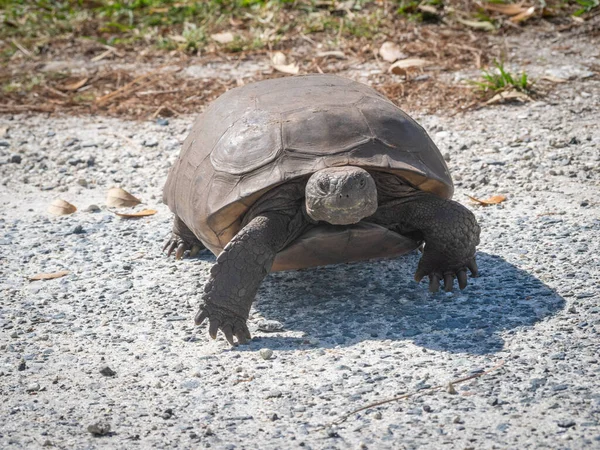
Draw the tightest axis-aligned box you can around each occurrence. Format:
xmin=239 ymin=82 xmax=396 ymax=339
xmin=305 ymin=166 xmax=378 ymax=225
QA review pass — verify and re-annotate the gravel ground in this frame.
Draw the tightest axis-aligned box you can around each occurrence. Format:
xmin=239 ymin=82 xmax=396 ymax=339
xmin=1 ymin=32 xmax=600 ymax=449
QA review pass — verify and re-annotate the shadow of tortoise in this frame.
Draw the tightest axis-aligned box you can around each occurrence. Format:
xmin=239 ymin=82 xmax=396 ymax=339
xmin=226 ymin=251 xmax=565 ymax=354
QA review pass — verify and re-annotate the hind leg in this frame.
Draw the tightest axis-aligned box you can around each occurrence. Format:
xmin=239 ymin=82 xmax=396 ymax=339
xmin=164 ymin=215 xmax=205 ymax=260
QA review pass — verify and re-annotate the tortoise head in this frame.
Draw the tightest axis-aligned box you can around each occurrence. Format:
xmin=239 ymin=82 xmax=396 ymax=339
xmin=305 ymin=166 xmax=378 ymax=225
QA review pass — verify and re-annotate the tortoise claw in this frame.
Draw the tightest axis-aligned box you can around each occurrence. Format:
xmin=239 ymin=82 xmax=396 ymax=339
xmin=222 ymin=325 xmax=235 ymax=346
xmin=190 ymin=244 xmax=202 ymax=257
xmin=195 ymin=309 xmax=209 ymax=326
xmin=175 ymin=242 xmax=188 ymax=260
xmin=444 ymin=273 xmax=454 ymax=292
xmin=166 ymin=240 xmax=178 ymax=257
xmin=208 ymin=320 xmax=220 ymax=340
xmin=457 ymin=270 xmax=468 ymax=290
xmin=429 ymin=274 xmax=440 ymax=292
xmin=467 ymin=259 xmax=479 ymax=277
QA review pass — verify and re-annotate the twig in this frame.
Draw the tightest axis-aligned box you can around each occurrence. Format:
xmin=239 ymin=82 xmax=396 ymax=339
xmin=11 ymin=39 xmax=33 ymax=58
xmin=136 ymin=89 xmax=183 ymax=96
xmin=44 ymin=85 xmax=68 ymax=98
xmin=96 ymin=65 xmax=179 ymax=106
xmin=316 ymin=360 xmax=505 ymax=431
xmin=91 ymin=49 xmax=113 ymax=63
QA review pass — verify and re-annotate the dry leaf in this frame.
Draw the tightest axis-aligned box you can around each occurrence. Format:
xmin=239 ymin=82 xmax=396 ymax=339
xmin=389 ymin=58 xmax=431 ymax=75
xmin=114 ymin=209 xmax=157 ymax=218
xmin=29 ymin=270 xmax=69 ymax=281
xmin=61 ymin=77 xmax=88 ymax=91
xmin=271 ymin=52 xmax=299 ymax=75
xmin=167 ymin=34 xmax=187 ymax=43
xmin=456 ymin=18 xmax=496 ymax=31
xmin=211 ymin=32 xmax=235 ymax=44
xmin=316 ymin=51 xmax=346 ymax=59
xmin=418 ymin=4 xmax=438 ymax=15
xmin=379 ymin=42 xmax=406 ymax=63
xmin=510 ymin=6 xmax=535 ymax=23
xmin=541 ymin=75 xmax=567 ymax=83
xmin=106 ymin=187 xmax=141 ymax=208
xmin=48 ymin=199 xmax=77 ymax=215
xmin=486 ymin=90 xmax=532 ymax=105
xmin=273 ymin=63 xmax=300 ymax=75
xmin=271 ymin=51 xmax=287 ymax=66
xmin=467 ymin=194 xmax=507 ymax=206
xmin=483 ymin=3 xmax=528 ymax=15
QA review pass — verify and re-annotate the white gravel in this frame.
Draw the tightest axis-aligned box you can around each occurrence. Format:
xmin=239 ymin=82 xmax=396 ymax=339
xmin=1 ymin=33 xmax=600 ymax=449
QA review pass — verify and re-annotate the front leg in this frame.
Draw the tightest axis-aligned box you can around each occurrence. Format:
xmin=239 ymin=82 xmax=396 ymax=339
xmin=195 ymin=211 xmax=306 ymax=345
xmin=371 ymin=191 xmax=480 ymax=292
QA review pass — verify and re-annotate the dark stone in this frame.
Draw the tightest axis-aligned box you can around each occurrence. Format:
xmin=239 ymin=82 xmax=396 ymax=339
xmin=557 ymin=420 xmax=576 ymax=428
xmin=99 ymin=366 xmax=116 ymax=377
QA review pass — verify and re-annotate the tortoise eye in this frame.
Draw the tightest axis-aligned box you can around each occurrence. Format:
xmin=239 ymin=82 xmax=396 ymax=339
xmin=318 ymin=178 xmax=330 ymax=193
xmin=359 ymin=179 xmax=366 ymax=189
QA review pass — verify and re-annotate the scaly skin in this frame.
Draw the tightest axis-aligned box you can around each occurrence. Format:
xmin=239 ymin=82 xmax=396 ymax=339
xmin=195 ymin=211 xmax=308 ymax=345
xmin=163 ymin=215 xmax=205 ymax=260
xmin=368 ymin=191 xmax=480 ymax=292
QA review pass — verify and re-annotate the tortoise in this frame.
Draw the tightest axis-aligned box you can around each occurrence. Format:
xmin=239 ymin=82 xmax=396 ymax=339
xmin=163 ymin=74 xmax=480 ymax=345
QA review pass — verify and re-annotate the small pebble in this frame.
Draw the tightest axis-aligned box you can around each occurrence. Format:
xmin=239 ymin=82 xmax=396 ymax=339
xmin=143 ymin=139 xmax=159 ymax=148
xmin=257 ymin=319 xmax=284 ymax=332
xmin=99 ymin=366 xmax=116 ymax=377
xmin=87 ymin=422 xmax=111 ymax=436
xmin=10 ymin=154 xmax=21 ymax=164
xmin=26 ymin=383 xmax=41 ymax=392
xmin=71 ymin=224 xmax=85 ymax=234
xmin=557 ymin=419 xmax=576 ymax=428
xmin=446 ymin=382 xmax=457 ymax=394
xmin=259 ymin=348 xmax=273 ymax=360
xmin=85 ymin=204 xmax=100 ymax=212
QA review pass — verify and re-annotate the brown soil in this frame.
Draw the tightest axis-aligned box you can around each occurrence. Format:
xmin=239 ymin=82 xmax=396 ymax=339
xmin=1 ymin=15 xmax=598 ymax=119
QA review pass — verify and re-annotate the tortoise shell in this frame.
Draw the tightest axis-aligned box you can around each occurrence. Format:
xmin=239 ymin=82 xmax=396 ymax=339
xmin=163 ymin=75 xmax=452 ymax=269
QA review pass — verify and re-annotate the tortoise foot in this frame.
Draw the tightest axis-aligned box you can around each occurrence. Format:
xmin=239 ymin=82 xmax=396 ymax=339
xmin=195 ymin=304 xmax=251 ymax=346
xmin=163 ymin=235 xmax=204 ymax=260
xmin=415 ymin=251 xmax=479 ymax=293
xmin=164 ymin=215 xmax=205 ymax=260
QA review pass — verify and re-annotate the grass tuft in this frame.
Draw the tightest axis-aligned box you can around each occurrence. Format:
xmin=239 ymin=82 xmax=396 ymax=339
xmin=472 ymin=60 xmax=531 ymax=93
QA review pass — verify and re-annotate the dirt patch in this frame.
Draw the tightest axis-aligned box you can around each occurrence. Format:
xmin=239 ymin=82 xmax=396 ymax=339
xmin=1 ymin=6 xmax=599 ymax=118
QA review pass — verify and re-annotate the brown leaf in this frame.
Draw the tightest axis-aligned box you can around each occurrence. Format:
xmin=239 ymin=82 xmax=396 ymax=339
xmin=483 ymin=3 xmax=528 ymax=15
xmin=106 ymin=187 xmax=141 ymax=208
xmin=29 ymin=270 xmax=70 ymax=281
xmin=114 ymin=209 xmax=157 ymax=218
xmin=211 ymin=32 xmax=235 ymax=44
xmin=379 ymin=42 xmax=406 ymax=63
xmin=61 ymin=77 xmax=89 ymax=91
xmin=48 ymin=199 xmax=77 ymax=215
xmin=467 ymin=194 xmax=507 ymax=206
xmin=510 ymin=6 xmax=535 ymax=23
xmin=389 ymin=58 xmax=431 ymax=75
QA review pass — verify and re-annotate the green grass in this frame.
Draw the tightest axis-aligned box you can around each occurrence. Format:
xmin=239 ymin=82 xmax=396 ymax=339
xmin=0 ymin=0 xmax=598 ymax=57
xmin=573 ymin=0 xmax=599 ymax=15
xmin=472 ymin=60 xmax=531 ymax=93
